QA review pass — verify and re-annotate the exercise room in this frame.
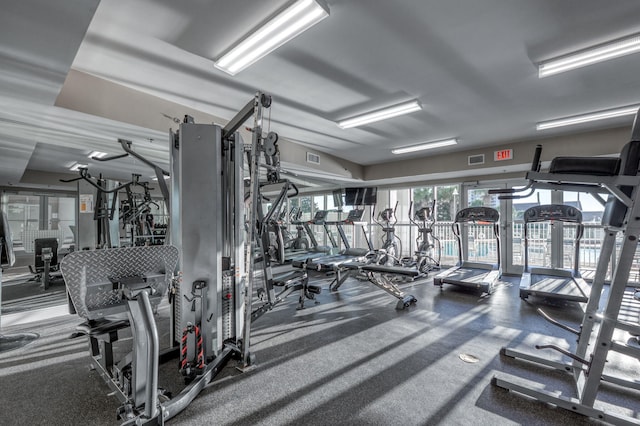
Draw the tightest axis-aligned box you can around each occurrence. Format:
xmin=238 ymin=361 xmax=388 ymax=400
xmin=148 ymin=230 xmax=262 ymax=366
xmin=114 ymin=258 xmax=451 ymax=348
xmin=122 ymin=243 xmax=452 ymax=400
xmin=1 ymin=1 xmax=639 ymax=424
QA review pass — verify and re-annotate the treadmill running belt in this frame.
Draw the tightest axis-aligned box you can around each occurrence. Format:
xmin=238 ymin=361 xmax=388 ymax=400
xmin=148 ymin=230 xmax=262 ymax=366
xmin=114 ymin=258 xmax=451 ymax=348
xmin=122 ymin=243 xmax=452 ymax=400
xmin=444 ymin=268 xmax=491 ymax=283
xmin=524 ymin=274 xmax=588 ymax=302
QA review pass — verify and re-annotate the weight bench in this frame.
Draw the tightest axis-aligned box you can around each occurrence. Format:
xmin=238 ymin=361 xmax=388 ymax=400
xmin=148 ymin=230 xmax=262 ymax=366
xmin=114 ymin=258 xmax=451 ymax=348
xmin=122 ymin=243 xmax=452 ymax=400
xmin=251 ymin=269 xmax=321 ymax=321
xmin=272 ymin=270 xmax=321 ymax=309
xmin=340 ymin=262 xmax=418 ymax=309
xmin=60 ymin=245 xmax=179 ymax=424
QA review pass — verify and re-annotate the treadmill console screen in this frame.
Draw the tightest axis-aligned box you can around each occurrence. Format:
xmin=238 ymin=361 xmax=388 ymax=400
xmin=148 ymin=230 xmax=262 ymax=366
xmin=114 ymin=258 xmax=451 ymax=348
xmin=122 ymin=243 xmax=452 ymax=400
xmin=524 ymin=204 xmax=582 ymax=223
xmin=312 ymin=210 xmax=328 ymax=222
xmin=345 ymin=209 xmax=365 ymax=222
xmin=455 ymin=207 xmax=499 ymax=223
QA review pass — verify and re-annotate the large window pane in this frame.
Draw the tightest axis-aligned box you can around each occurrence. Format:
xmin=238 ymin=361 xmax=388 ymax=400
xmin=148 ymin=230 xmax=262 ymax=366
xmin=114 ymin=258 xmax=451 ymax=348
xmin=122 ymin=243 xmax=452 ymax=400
xmin=466 ymin=187 xmax=499 ymax=212
xmin=47 ymin=195 xmax=76 ymax=249
xmin=563 ymin=192 xmax=607 ymax=276
xmin=298 ymin=196 xmax=312 ymax=221
xmin=434 ymin=185 xmax=460 ymax=265
xmin=511 ymin=189 xmax=552 ymax=267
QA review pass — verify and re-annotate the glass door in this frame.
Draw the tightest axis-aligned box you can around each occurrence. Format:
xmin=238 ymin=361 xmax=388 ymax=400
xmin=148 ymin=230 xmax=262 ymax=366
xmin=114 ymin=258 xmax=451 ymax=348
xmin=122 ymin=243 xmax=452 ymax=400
xmin=462 ymin=183 xmax=504 ymax=270
xmin=1 ymin=191 xmax=76 ymax=267
xmin=3 ymin=193 xmax=40 ymax=252
xmin=510 ymin=188 xmax=553 ymax=274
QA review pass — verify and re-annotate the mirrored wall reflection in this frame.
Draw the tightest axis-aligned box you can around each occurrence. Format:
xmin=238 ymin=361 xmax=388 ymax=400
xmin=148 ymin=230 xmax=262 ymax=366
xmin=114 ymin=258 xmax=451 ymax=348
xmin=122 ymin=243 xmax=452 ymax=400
xmin=2 ymin=191 xmax=76 ymax=268
xmin=1 ymin=190 xmax=77 ymax=315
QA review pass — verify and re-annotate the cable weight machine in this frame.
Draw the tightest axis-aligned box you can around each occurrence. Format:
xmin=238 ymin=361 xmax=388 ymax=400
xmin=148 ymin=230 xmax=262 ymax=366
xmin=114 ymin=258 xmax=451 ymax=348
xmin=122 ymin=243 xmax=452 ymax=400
xmin=60 ymin=92 xmax=313 ymax=424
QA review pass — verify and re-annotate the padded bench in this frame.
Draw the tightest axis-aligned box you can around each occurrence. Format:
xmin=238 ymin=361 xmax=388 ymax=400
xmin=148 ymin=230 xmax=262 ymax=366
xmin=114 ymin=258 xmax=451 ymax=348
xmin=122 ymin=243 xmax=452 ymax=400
xmin=343 ymin=261 xmax=421 ymax=278
xmin=549 ymin=156 xmax=621 ymax=176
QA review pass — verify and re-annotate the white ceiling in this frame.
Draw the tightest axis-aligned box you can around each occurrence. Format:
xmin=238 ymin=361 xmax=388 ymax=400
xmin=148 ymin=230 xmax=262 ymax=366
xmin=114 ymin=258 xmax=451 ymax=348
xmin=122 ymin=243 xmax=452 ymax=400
xmin=2 ymin=0 xmax=640 ymax=188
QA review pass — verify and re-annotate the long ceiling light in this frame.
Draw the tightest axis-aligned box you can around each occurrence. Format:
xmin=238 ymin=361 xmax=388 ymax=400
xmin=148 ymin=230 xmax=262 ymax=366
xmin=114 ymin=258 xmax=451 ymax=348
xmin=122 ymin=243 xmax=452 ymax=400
xmin=536 ymin=105 xmax=639 ymax=130
xmin=538 ymin=33 xmax=640 ymax=78
xmin=391 ymin=138 xmax=458 ymax=155
xmin=214 ymin=0 xmax=329 ymax=75
xmin=69 ymin=162 xmax=88 ymax=171
xmin=337 ymin=100 xmax=422 ymax=129
xmin=88 ymin=151 xmax=108 ymax=159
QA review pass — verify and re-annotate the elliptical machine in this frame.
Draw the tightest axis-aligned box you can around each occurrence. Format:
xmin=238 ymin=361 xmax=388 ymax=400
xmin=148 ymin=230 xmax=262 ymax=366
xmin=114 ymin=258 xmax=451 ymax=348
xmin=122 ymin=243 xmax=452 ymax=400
xmin=404 ymin=200 xmax=441 ymax=274
xmin=371 ymin=201 xmax=401 ymax=266
xmin=287 ymin=207 xmax=310 ymax=250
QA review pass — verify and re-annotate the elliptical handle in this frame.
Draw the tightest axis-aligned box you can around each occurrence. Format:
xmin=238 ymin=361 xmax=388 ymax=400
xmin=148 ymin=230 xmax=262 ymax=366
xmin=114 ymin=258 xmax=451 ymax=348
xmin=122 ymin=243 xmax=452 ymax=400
xmin=531 ymin=144 xmax=542 ymax=172
xmin=408 ymin=201 xmax=417 ymax=226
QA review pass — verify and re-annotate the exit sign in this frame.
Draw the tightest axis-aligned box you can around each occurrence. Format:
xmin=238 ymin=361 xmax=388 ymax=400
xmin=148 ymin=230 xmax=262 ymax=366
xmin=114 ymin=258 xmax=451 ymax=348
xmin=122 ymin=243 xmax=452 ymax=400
xmin=494 ymin=149 xmax=513 ymax=161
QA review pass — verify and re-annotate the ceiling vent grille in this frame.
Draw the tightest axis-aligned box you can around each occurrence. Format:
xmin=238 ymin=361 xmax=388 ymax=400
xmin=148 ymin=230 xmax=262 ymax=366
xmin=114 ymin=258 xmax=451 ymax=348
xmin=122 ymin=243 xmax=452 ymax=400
xmin=468 ymin=154 xmax=485 ymax=166
xmin=306 ymin=152 xmax=320 ymax=165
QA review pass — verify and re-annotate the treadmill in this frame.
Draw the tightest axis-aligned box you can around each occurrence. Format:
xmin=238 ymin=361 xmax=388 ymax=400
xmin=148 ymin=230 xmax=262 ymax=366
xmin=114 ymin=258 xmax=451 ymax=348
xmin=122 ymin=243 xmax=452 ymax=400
xmin=434 ymin=206 xmax=501 ymax=294
xmin=294 ymin=209 xmax=371 ymax=270
xmin=519 ymin=204 xmax=590 ymax=302
xmin=287 ymin=210 xmax=337 ymax=264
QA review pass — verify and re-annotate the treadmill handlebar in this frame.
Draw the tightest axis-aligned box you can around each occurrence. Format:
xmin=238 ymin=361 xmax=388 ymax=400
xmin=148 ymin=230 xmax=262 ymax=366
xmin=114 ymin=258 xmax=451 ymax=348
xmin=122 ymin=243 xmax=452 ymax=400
xmin=488 ymin=144 xmax=542 ymax=199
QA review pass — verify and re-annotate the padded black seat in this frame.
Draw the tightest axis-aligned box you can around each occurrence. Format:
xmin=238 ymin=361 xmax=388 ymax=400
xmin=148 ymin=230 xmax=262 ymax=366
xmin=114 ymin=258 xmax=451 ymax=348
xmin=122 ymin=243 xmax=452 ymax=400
xmin=360 ymin=264 xmax=421 ymax=277
xmin=342 ymin=248 xmax=369 ymax=257
xmin=341 ymin=261 xmax=367 ymax=270
xmin=549 ymin=157 xmax=621 ymax=176
xmin=601 ymin=141 xmax=640 ymax=228
xmin=71 ymin=318 xmax=130 ymax=339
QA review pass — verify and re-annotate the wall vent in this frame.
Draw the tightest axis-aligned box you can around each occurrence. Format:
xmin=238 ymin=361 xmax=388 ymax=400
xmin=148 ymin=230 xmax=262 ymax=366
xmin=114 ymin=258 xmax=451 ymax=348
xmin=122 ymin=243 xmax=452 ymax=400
xmin=306 ymin=152 xmax=320 ymax=164
xmin=468 ymin=154 xmax=485 ymax=166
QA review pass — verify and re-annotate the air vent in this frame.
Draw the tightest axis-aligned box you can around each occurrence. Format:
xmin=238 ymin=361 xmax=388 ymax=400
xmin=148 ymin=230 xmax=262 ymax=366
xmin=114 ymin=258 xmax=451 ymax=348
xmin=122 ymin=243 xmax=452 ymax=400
xmin=306 ymin=152 xmax=320 ymax=164
xmin=468 ymin=154 xmax=485 ymax=166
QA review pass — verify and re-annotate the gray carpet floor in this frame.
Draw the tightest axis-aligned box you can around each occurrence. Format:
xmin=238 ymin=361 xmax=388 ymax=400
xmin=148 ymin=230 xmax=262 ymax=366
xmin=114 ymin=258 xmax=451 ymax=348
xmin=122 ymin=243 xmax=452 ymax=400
xmin=1 ymin=273 xmax=638 ymax=425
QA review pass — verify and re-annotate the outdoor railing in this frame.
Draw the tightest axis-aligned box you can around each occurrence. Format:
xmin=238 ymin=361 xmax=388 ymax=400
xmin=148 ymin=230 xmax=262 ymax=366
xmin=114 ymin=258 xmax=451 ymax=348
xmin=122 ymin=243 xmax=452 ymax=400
xmin=301 ymin=221 xmax=640 ymax=282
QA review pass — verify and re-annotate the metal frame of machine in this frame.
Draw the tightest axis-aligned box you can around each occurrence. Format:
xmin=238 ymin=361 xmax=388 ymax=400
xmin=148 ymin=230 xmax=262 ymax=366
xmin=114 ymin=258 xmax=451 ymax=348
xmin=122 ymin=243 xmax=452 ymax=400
xmin=58 ymin=93 xmax=314 ymax=424
xmin=490 ymin=108 xmax=640 ymax=425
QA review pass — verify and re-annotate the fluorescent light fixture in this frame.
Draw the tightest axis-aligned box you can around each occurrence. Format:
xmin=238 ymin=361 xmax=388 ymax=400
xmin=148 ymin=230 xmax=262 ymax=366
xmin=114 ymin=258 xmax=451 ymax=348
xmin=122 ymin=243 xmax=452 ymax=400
xmin=88 ymin=151 xmax=108 ymax=159
xmin=69 ymin=163 xmax=88 ymax=171
xmin=151 ymin=175 xmax=170 ymax=181
xmin=215 ymin=0 xmax=329 ymax=75
xmin=337 ymin=100 xmax=422 ymax=129
xmin=391 ymin=138 xmax=458 ymax=155
xmin=538 ymin=33 xmax=640 ymax=77
xmin=536 ymin=105 xmax=639 ymax=130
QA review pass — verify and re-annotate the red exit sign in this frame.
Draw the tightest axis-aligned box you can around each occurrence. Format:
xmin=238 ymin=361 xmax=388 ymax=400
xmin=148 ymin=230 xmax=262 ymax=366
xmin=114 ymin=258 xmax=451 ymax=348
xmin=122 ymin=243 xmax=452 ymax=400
xmin=494 ymin=149 xmax=513 ymax=161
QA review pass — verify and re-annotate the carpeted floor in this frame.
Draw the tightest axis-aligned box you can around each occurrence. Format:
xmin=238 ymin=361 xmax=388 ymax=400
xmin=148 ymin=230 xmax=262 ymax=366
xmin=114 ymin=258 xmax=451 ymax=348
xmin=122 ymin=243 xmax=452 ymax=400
xmin=1 ymin=273 xmax=638 ymax=425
